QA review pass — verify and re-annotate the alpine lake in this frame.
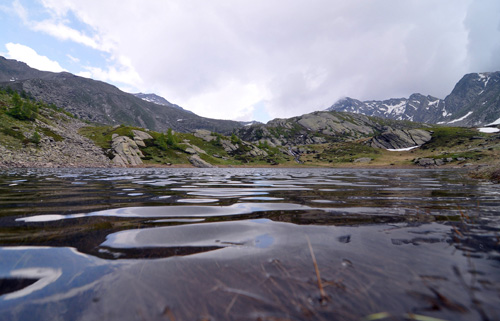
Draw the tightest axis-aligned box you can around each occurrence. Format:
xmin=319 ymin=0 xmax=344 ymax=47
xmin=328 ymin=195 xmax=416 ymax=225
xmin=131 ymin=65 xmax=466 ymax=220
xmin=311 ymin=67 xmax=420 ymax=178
xmin=0 ymin=167 xmax=499 ymax=321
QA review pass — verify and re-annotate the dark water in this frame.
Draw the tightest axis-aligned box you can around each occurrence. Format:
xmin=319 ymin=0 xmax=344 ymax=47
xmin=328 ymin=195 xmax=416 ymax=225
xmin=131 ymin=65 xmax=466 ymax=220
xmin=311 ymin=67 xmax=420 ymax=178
xmin=0 ymin=168 xmax=499 ymax=321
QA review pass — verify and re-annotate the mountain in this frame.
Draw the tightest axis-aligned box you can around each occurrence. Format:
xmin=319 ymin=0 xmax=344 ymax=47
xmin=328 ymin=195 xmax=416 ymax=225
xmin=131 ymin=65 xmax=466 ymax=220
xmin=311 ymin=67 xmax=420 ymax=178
xmin=133 ymin=93 xmax=194 ymax=114
xmin=237 ymin=110 xmax=432 ymax=150
xmin=327 ymin=72 xmax=500 ymax=127
xmin=0 ymin=56 xmax=241 ymax=135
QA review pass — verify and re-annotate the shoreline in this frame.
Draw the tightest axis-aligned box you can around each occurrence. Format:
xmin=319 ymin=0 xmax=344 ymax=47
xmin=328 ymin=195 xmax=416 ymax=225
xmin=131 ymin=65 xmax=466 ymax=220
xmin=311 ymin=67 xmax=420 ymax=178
xmin=0 ymin=161 xmax=478 ymax=170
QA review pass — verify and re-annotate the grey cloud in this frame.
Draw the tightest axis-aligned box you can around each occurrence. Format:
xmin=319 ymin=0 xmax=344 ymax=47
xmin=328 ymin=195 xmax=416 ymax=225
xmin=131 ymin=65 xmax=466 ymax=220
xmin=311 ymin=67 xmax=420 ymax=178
xmin=37 ymin=0 xmax=500 ymax=120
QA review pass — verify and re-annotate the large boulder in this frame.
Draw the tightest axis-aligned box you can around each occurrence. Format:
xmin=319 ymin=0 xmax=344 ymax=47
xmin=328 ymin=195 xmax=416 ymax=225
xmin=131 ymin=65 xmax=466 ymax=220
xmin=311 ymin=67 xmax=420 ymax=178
xmin=371 ymin=128 xmax=432 ymax=150
xmin=111 ymin=135 xmax=144 ymax=166
xmin=189 ymin=155 xmax=216 ymax=168
xmin=193 ymin=129 xmax=217 ymax=142
xmin=132 ymin=130 xmax=153 ymax=147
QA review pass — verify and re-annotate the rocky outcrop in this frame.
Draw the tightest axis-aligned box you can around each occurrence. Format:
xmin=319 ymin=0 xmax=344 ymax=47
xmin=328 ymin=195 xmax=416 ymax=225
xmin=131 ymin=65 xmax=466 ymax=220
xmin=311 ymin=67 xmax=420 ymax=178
xmin=111 ymin=135 xmax=144 ymax=166
xmin=189 ymin=155 xmax=216 ymax=168
xmin=245 ymin=142 xmax=268 ymax=157
xmin=193 ymin=129 xmax=217 ymax=142
xmin=131 ymin=130 xmax=153 ymax=147
xmin=238 ymin=110 xmax=427 ymax=149
xmin=370 ymin=129 xmax=432 ymax=150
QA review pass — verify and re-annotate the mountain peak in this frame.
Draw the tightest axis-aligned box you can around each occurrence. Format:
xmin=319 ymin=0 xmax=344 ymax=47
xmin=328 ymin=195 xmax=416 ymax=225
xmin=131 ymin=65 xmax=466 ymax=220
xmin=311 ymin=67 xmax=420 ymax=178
xmin=328 ymin=71 xmax=500 ymax=126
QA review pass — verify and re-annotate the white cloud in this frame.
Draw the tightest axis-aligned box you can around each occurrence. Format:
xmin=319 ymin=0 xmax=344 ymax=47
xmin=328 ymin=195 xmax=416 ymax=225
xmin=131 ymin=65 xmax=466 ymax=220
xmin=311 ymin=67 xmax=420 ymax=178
xmin=77 ymin=60 xmax=142 ymax=87
xmin=31 ymin=20 xmax=111 ymax=52
xmin=12 ymin=0 xmax=500 ymax=121
xmin=5 ymin=43 xmax=66 ymax=72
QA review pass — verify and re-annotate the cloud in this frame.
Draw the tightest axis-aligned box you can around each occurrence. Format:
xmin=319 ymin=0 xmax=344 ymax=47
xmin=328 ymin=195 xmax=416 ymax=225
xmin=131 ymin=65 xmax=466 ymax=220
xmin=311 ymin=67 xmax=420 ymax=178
xmin=31 ymin=20 xmax=111 ymax=52
xmin=77 ymin=56 xmax=142 ymax=87
xmin=5 ymin=43 xmax=66 ymax=72
xmin=13 ymin=0 xmax=500 ymax=121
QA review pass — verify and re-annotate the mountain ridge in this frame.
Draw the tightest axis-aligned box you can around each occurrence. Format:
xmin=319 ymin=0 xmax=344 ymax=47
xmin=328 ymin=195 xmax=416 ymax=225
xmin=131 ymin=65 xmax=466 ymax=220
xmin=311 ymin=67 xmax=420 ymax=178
xmin=327 ymin=72 xmax=500 ymax=127
xmin=0 ymin=56 xmax=242 ymax=135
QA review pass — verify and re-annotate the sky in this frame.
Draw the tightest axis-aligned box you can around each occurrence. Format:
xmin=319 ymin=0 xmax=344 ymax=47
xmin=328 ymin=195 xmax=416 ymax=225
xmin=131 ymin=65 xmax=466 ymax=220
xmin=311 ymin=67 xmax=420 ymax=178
xmin=0 ymin=0 xmax=499 ymax=123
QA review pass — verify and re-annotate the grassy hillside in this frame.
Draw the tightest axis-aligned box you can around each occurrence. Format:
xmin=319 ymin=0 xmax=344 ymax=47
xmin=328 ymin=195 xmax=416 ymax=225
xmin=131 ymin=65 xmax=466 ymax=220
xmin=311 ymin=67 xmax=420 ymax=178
xmin=0 ymin=88 xmax=70 ymax=149
xmin=79 ymin=125 xmax=294 ymax=167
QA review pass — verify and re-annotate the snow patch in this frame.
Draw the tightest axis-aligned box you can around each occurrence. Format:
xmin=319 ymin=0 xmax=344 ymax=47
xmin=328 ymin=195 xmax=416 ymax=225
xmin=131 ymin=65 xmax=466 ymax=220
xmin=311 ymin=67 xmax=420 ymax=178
xmin=486 ymin=117 xmax=500 ymax=126
xmin=428 ymin=99 xmax=440 ymax=107
xmin=383 ymin=101 xmax=406 ymax=115
xmin=448 ymin=111 xmax=473 ymax=124
xmin=478 ymin=127 xmax=500 ymax=133
xmin=387 ymin=146 xmax=420 ymax=152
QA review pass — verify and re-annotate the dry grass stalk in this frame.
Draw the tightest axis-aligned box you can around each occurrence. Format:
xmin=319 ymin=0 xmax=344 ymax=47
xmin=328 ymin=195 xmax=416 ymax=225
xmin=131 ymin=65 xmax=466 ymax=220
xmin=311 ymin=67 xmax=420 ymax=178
xmin=305 ymin=235 xmax=327 ymax=302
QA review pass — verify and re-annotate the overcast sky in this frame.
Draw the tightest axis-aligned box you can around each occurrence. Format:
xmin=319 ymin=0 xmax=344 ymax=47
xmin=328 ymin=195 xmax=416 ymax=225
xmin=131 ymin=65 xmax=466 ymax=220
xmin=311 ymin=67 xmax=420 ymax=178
xmin=1 ymin=0 xmax=499 ymax=122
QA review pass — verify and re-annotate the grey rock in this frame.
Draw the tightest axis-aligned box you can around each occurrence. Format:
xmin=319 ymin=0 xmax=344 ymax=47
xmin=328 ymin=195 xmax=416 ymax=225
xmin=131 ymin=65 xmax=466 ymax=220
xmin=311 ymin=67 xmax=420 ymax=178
xmin=132 ymin=130 xmax=153 ymax=141
xmin=184 ymin=147 xmax=197 ymax=154
xmin=354 ymin=157 xmax=372 ymax=163
xmin=111 ymin=135 xmax=144 ymax=166
xmin=221 ymin=140 xmax=238 ymax=153
xmin=371 ymin=128 xmax=431 ymax=150
xmin=415 ymin=158 xmax=435 ymax=166
xmin=193 ymin=129 xmax=216 ymax=142
xmin=434 ymin=159 xmax=445 ymax=166
xmin=189 ymin=155 xmax=216 ymax=168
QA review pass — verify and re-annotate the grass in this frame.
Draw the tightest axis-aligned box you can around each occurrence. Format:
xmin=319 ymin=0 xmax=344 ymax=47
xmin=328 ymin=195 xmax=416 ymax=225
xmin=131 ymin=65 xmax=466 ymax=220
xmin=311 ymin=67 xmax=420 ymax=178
xmin=300 ymin=141 xmax=381 ymax=165
xmin=421 ymin=127 xmax=482 ymax=150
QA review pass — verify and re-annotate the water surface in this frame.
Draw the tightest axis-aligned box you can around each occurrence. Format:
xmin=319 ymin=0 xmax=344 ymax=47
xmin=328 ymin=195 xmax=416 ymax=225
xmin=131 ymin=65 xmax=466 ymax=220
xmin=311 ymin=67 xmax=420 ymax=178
xmin=0 ymin=168 xmax=499 ymax=320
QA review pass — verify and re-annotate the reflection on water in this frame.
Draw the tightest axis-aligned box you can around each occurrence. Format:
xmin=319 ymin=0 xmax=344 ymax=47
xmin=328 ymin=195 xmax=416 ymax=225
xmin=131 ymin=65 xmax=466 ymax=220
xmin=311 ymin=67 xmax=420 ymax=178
xmin=0 ymin=168 xmax=499 ymax=320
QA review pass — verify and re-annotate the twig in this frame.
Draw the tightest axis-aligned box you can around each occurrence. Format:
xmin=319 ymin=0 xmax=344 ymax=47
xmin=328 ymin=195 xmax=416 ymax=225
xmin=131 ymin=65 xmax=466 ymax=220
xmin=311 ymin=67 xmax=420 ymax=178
xmin=306 ymin=235 xmax=327 ymax=302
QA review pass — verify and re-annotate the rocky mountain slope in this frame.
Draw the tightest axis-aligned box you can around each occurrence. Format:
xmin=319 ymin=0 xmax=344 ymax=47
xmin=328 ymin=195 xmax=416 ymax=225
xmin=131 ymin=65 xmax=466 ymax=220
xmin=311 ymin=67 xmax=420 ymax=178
xmin=133 ymin=93 xmax=194 ymax=114
xmin=327 ymin=72 xmax=500 ymax=127
xmin=237 ymin=110 xmax=432 ymax=150
xmin=0 ymin=56 xmax=241 ymax=135
xmin=0 ymin=90 xmax=111 ymax=168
